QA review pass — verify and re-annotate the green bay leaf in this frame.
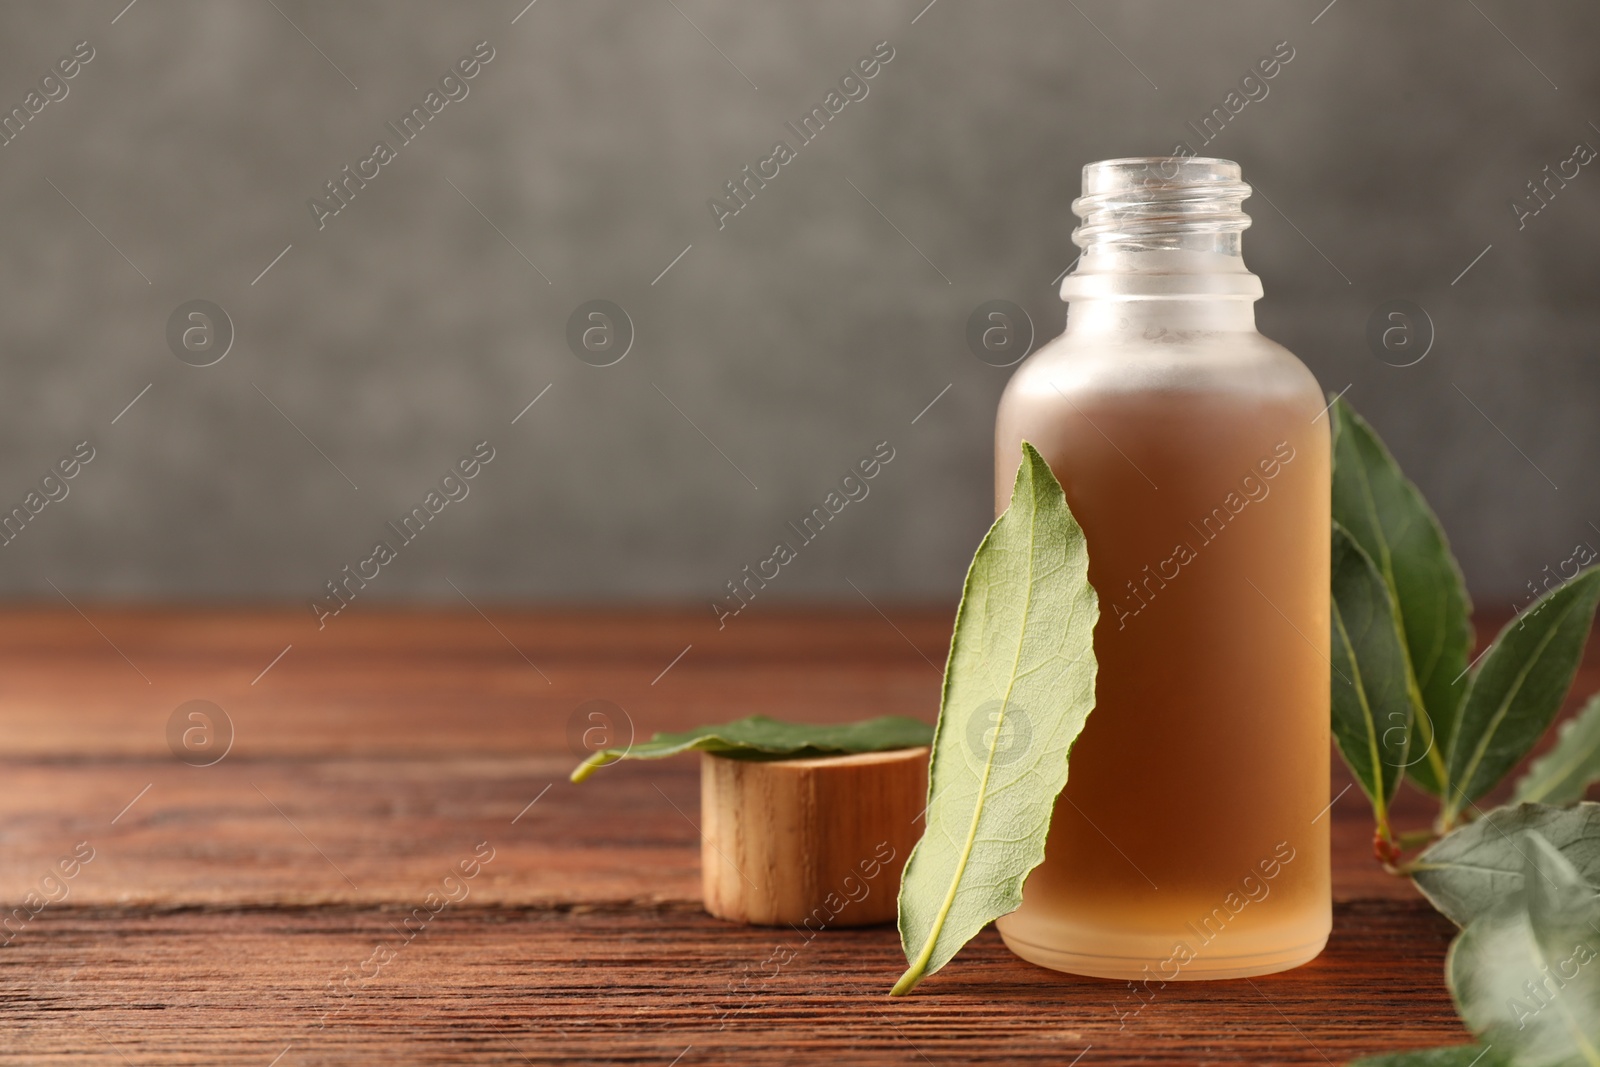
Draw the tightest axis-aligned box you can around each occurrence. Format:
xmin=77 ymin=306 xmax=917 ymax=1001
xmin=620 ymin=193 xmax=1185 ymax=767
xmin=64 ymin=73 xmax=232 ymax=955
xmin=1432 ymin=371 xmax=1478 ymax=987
xmin=1444 ymin=569 xmax=1600 ymax=821
xmin=1331 ymin=398 xmax=1471 ymax=798
xmin=891 ymin=442 xmax=1097 ymax=996
xmin=1411 ymin=802 xmax=1600 ymax=926
xmin=569 ymin=714 xmax=932 ymax=783
xmin=1331 ymin=523 xmax=1414 ymax=831
xmin=1513 ymin=692 xmax=1600 ymax=807
xmin=1447 ymin=831 xmax=1600 ymax=1065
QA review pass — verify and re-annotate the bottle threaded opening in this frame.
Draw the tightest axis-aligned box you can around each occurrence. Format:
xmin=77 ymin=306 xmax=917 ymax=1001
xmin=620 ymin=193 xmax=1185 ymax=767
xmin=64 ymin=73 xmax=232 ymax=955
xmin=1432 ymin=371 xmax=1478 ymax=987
xmin=1072 ymin=157 xmax=1252 ymax=254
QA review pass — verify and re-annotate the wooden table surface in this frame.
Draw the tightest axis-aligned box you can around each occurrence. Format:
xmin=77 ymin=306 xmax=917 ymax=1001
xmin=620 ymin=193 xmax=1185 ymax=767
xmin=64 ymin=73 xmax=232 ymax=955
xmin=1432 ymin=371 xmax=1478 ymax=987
xmin=0 ymin=605 xmax=1581 ymax=1065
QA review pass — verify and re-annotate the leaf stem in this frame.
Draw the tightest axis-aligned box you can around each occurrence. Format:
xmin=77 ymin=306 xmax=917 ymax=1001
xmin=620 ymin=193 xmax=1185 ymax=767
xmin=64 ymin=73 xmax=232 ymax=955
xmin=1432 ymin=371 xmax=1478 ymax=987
xmin=1395 ymin=827 xmax=1438 ymax=851
xmin=1372 ymin=824 xmax=1400 ymax=867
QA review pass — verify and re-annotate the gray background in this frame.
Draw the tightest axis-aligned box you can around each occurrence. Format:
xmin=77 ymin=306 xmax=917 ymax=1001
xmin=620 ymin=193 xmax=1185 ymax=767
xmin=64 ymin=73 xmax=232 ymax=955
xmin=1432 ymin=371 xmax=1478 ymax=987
xmin=0 ymin=0 xmax=1595 ymax=613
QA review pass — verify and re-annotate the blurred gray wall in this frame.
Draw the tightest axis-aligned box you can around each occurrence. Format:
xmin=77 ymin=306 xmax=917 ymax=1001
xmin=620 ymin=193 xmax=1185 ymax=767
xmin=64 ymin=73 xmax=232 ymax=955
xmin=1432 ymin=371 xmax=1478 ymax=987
xmin=0 ymin=0 xmax=1595 ymax=612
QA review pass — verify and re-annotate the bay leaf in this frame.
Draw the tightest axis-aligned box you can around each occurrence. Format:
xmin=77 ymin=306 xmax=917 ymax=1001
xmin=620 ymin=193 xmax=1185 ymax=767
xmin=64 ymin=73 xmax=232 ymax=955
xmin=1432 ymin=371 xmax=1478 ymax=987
xmin=1443 ymin=569 xmax=1600 ymax=822
xmin=1331 ymin=523 xmax=1414 ymax=831
xmin=1448 ymin=831 xmax=1600 ymax=1065
xmin=1331 ymin=398 xmax=1472 ymax=798
xmin=891 ymin=442 xmax=1097 ymax=996
xmin=1513 ymin=693 xmax=1600 ymax=807
xmin=569 ymin=714 xmax=933 ymax=783
xmin=1411 ymin=802 xmax=1600 ymax=926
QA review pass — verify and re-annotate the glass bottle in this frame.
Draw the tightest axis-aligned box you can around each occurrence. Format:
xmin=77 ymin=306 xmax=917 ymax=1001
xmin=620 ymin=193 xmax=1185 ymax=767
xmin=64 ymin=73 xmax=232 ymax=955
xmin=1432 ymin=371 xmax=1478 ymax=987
xmin=992 ymin=157 xmax=1331 ymax=981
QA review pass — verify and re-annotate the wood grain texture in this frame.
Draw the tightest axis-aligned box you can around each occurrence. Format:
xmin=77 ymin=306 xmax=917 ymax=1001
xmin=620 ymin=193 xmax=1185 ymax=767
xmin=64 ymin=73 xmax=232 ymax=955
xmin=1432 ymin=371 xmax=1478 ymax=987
xmin=0 ymin=902 xmax=1467 ymax=1066
xmin=0 ymin=607 xmax=1590 ymax=1064
xmin=700 ymin=748 xmax=926 ymax=926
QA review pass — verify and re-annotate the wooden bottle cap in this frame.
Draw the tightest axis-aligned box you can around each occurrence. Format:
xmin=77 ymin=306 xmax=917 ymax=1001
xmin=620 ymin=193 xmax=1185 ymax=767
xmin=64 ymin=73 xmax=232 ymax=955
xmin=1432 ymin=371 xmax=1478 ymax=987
xmin=699 ymin=746 xmax=929 ymax=928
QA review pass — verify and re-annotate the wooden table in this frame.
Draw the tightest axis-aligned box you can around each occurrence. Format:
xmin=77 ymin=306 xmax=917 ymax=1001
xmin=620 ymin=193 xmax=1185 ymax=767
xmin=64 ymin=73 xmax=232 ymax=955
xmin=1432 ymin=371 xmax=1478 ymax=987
xmin=0 ymin=605 xmax=1570 ymax=1064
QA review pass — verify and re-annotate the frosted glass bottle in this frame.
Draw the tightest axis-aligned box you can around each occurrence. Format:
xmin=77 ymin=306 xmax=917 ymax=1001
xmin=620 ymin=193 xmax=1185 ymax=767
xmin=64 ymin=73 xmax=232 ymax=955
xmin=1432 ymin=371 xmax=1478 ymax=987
xmin=992 ymin=158 xmax=1331 ymax=981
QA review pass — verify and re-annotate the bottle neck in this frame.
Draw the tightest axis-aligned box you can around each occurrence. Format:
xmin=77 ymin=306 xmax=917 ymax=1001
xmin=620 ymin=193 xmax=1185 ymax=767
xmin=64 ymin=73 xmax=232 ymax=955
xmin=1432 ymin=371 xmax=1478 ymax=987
xmin=1071 ymin=157 xmax=1253 ymax=255
xmin=1060 ymin=158 xmax=1263 ymax=335
xmin=1061 ymin=249 xmax=1261 ymax=334
xmin=1065 ymin=296 xmax=1258 ymax=334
